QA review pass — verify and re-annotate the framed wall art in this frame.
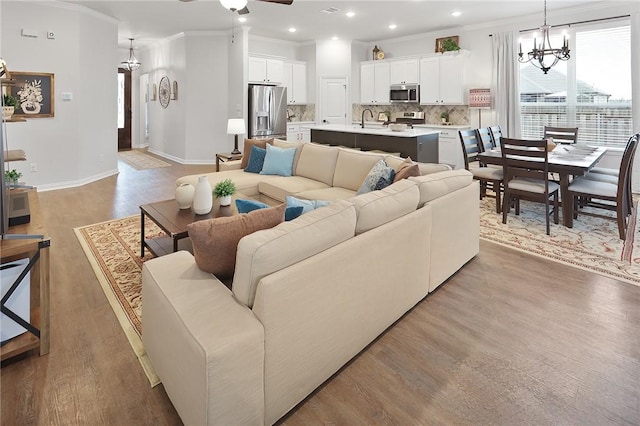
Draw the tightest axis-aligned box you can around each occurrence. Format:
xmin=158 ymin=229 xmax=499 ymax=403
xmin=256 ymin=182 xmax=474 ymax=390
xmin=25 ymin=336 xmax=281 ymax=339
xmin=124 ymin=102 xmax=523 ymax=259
xmin=8 ymin=71 xmax=55 ymax=118
xmin=435 ymin=36 xmax=460 ymax=53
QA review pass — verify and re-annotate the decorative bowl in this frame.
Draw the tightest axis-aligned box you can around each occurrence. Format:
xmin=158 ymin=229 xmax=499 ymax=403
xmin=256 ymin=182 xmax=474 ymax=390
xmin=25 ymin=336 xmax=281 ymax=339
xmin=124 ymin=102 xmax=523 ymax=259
xmin=389 ymin=123 xmax=407 ymax=132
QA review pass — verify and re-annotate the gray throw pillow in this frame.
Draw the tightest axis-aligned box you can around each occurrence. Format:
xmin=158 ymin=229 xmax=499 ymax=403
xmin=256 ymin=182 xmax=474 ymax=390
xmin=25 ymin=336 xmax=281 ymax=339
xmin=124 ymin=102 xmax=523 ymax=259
xmin=357 ymin=159 xmax=396 ymax=195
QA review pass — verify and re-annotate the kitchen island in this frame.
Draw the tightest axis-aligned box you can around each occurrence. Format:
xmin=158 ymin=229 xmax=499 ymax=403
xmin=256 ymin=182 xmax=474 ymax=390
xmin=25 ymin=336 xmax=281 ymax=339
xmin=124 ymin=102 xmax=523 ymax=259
xmin=305 ymin=124 xmax=439 ymax=163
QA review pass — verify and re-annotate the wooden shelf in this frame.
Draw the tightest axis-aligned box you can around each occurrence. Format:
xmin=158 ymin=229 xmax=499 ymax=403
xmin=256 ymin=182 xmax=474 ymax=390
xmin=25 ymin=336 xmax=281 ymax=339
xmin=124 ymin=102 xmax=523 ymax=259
xmin=2 ymin=117 xmax=27 ymax=123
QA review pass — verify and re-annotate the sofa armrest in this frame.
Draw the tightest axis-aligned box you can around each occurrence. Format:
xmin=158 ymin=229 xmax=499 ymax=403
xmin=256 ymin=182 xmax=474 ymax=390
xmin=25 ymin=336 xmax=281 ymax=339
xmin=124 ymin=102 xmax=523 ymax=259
xmin=219 ymin=159 xmax=242 ymax=171
xmin=142 ymin=251 xmax=265 ymax=426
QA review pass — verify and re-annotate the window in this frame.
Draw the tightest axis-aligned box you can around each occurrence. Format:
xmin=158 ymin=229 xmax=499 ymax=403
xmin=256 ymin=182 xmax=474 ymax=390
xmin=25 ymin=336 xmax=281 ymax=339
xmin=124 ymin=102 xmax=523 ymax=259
xmin=519 ymin=22 xmax=632 ymax=146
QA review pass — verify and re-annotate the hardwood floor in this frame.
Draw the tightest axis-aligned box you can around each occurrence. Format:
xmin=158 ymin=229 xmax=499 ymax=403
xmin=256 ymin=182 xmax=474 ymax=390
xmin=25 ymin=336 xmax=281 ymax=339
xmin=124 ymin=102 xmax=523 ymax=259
xmin=2 ymin=154 xmax=639 ymax=425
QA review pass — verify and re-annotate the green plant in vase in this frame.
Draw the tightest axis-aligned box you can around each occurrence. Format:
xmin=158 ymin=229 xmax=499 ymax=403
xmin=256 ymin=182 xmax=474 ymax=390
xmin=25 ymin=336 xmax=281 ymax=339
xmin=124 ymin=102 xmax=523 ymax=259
xmin=440 ymin=111 xmax=450 ymax=123
xmin=442 ymin=38 xmax=460 ymax=52
xmin=4 ymin=169 xmax=22 ymax=187
xmin=213 ymin=179 xmax=236 ymax=206
xmin=2 ymin=94 xmax=18 ymax=119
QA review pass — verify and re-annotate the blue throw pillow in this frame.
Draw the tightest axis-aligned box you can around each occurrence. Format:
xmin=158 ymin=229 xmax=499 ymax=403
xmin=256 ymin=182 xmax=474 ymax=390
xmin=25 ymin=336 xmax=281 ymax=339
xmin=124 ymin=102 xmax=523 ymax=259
xmin=244 ymin=145 xmax=267 ymax=174
xmin=285 ymin=196 xmax=330 ymax=214
xmin=356 ymin=159 xmax=396 ymax=195
xmin=235 ymin=198 xmax=268 ymax=213
xmin=374 ymin=169 xmax=396 ymax=190
xmin=260 ymin=144 xmax=296 ymax=177
xmin=235 ymin=199 xmax=303 ymax=222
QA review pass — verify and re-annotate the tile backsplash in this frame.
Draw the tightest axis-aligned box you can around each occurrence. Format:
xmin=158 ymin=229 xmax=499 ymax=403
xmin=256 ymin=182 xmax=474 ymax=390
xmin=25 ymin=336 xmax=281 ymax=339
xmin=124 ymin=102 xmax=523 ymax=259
xmin=353 ymin=103 xmax=469 ymax=126
xmin=287 ymin=104 xmax=315 ymax=122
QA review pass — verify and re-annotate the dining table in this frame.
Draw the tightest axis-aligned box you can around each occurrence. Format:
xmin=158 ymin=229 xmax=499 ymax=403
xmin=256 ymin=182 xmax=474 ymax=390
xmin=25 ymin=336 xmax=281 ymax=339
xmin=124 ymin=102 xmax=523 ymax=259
xmin=477 ymin=145 xmax=608 ymax=227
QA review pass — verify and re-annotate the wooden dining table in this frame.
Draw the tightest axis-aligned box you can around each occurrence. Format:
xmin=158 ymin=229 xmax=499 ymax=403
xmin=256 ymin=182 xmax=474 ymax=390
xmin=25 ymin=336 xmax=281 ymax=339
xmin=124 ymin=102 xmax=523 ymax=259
xmin=477 ymin=145 xmax=608 ymax=227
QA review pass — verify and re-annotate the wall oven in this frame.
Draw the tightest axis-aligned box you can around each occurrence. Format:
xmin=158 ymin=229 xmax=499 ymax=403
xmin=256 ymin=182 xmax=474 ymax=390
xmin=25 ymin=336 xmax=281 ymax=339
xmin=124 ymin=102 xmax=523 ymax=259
xmin=390 ymin=84 xmax=419 ymax=103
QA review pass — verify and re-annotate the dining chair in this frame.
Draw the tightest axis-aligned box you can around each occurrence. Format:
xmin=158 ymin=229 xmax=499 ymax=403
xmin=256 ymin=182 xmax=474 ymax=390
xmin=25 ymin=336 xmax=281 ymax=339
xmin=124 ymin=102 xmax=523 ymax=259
xmin=489 ymin=125 xmax=503 ymax=148
xmin=567 ymin=133 xmax=639 ymax=239
xmin=543 ymin=126 xmax=579 ymax=144
xmin=459 ymin=129 xmax=503 ymax=213
xmin=500 ymin=137 xmax=559 ymax=235
xmin=477 ymin=127 xmax=495 ymax=152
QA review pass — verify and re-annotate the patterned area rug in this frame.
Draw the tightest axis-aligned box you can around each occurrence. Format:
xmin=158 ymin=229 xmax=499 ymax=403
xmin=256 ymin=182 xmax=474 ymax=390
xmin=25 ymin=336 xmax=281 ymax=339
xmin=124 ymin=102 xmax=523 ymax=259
xmin=118 ymin=150 xmax=171 ymax=170
xmin=74 ymin=216 xmax=163 ymax=386
xmin=480 ymin=196 xmax=640 ymax=286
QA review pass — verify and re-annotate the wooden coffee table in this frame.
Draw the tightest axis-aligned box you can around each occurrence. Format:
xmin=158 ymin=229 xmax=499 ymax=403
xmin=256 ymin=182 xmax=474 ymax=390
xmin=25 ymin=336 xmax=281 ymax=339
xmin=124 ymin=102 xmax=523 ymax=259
xmin=140 ymin=195 xmax=239 ymax=257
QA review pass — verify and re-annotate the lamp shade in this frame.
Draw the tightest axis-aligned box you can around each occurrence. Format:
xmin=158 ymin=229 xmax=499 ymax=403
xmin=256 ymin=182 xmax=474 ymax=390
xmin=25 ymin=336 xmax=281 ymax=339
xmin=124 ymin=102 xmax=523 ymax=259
xmin=227 ymin=118 xmax=245 ymax=135
xmin=469 ymin=88 xmax=491 ymax=108
xmin=220 ymin=0 xmax=248 ymax=11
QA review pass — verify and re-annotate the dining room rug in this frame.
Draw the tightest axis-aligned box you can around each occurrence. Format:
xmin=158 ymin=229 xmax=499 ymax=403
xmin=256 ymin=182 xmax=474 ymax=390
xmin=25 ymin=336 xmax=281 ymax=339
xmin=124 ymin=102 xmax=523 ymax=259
xmin=118 ymin=150 xmax=171 ymax=170
xmin=74 ymin=215 xmax=164 ymax=386
xmin=479 ymin=196 xmax=640 ymax=286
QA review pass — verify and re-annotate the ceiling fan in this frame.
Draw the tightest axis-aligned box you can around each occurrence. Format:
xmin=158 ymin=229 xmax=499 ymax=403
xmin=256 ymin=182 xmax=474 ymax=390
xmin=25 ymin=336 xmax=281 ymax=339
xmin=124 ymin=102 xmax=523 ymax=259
xmin=179 ymin=0 xmax=293 ymax=16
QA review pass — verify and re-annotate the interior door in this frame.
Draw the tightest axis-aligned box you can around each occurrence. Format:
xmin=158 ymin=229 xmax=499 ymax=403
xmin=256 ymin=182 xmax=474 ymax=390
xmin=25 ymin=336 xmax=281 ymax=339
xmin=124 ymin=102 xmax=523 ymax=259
xmin=118 ymin=69 xmax=132 ymax=150
xmin=320 ymin=77 xmax=347 ymax=125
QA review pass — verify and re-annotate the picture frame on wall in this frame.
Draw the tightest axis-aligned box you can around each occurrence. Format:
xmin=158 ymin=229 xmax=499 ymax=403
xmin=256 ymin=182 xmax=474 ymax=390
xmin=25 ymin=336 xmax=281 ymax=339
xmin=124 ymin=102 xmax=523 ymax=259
xmin=435 ymin=36 xmax=460 ymax=53
xmin=8 ymin=71 xmax=55 ymax=118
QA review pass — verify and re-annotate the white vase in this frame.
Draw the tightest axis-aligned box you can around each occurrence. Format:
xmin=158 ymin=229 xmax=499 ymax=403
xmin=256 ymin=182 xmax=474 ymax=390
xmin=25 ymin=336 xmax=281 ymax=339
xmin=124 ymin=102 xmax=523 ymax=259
xmin=175 ymin=183 xmax=195 ymax=209
xmin=219 ymin=195 xmax=232 ymax=206
xmin=2 ymin=106 xmax=14 ymax=119
xmin=192 ymin=176 xmax=213 ymax=215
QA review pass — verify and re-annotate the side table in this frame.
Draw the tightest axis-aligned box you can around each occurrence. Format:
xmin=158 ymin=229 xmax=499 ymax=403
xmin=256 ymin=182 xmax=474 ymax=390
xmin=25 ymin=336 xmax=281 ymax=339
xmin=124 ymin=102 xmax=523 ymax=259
xmin=216 ymin=152 xmax=243 ymax=172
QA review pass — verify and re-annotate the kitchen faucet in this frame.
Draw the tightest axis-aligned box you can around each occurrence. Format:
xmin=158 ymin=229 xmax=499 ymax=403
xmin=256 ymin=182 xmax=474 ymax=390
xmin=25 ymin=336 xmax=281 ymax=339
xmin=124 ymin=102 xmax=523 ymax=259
xmin=361 ymin=108 xmax=373 ymax=128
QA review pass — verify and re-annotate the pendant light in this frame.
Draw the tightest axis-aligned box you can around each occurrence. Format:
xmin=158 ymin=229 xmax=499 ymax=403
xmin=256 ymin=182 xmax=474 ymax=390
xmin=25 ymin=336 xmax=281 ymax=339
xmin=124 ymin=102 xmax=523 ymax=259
xmin=120 ymin=38 xmax=141 ymax=71
xmin=219 ymin=0 xmax=248 ymax=11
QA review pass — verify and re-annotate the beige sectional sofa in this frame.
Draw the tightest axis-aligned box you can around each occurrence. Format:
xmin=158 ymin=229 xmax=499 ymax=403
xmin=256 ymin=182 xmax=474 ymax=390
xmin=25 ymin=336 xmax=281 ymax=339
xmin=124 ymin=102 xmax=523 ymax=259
xmin=143 ymin=141 xmax=480 ymax=425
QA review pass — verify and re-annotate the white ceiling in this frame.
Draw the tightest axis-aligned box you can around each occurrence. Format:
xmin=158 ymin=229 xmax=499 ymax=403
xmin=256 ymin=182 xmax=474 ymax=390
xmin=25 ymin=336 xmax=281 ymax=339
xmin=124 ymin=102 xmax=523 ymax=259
xmin=61 ymin=0 xmax=616 ymax=48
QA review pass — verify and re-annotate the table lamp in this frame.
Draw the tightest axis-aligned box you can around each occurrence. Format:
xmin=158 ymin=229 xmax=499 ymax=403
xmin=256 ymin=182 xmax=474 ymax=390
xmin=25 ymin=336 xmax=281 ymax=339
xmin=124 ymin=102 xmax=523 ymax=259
xmin=227 ymin=118 xmax=245 ymax=155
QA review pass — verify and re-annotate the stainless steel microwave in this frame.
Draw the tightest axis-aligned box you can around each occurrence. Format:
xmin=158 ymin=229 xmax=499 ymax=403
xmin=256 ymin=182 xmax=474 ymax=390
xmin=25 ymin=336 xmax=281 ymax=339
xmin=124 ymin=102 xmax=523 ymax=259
xmin=390 ymin=84 xmax=419 ymax=103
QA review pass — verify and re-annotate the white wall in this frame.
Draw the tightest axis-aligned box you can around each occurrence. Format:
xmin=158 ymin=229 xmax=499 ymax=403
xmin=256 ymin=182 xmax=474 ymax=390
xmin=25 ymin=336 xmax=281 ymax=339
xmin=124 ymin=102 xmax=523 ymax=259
xmin=1 ymin=1 xmax=118 ymax=190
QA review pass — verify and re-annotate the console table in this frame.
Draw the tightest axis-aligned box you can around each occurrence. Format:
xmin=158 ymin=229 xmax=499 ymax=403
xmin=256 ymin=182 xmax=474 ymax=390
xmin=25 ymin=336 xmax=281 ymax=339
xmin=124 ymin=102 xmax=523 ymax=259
xmin=1 ymin=189 xmax=51 ymax=361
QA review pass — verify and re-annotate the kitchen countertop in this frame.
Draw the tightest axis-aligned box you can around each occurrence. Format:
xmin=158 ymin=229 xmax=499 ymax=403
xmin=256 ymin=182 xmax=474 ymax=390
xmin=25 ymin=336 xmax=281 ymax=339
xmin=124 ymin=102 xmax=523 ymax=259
xmin=306 ymin=123 xmax=440 ymax=138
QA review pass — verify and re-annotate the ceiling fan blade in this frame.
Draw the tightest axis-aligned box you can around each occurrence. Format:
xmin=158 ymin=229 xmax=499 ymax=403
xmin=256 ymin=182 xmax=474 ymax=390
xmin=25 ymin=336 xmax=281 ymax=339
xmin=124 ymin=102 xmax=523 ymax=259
xmin=257 ymin=0 xmax=294 ymax=5
xmin=237 ymin=6 xmax=250 ymax=15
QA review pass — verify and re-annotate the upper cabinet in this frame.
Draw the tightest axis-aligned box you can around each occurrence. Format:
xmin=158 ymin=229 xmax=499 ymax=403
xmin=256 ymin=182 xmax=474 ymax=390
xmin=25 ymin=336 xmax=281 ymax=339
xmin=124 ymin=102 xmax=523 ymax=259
xmin=360 ymin=61 xmax=390 ymax=105
xmin=249 ymin=57 xmax=284 ymax=85
xmin=419 ymin=54 xmax=465 ymax=105
xmin=283 ymin=62 xmax=307 ymax=105
xmin=389 ymin=59 xmax=419 ymax=85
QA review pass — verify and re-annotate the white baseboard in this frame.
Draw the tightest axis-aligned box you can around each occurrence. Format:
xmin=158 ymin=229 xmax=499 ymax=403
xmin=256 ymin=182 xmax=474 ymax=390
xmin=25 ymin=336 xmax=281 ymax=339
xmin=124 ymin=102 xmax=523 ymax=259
xmin=147 ymin=148 xmax=215 ymax=165
xmin=36 ymin=168 xmax=119 ymax=192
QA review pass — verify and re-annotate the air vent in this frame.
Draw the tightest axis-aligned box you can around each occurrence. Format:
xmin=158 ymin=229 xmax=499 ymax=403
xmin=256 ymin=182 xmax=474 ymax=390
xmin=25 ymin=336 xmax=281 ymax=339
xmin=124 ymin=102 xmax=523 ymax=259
xmin=321 ymin=7 xmax=341 ymax=14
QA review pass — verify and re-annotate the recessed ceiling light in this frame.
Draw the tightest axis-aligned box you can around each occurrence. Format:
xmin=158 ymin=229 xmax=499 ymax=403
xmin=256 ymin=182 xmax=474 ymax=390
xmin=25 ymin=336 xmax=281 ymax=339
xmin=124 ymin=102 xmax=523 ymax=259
xmin=451 ymin=11 xmax=461 ymax=17
xmin=288 ymin=27 xmax=296 ymax=33
xmin=346 ymin=11 xmax=355 ymax=18
xmin=238 ymin=17 xmax=247 ymax=22
xmin=389 ymin=24 xmax=397 ymax=30
xmin=332 ymin=36 xmax=339 ymax=40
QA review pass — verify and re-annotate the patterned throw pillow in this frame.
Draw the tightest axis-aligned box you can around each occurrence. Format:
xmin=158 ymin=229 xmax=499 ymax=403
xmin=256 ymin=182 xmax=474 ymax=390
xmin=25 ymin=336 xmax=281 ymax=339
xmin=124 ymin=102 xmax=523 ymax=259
xmin=240 ymin=138 xmax=273 ymax=170
xmin=356 ymin=159 xmax=396 ymax=195
xmin=285 ymin=196 xmax=330 ymax=214
xmin=374 ymin=170 xmax=397 ymax=190
xmin=244 ymin=145 xmax=267 ymax=174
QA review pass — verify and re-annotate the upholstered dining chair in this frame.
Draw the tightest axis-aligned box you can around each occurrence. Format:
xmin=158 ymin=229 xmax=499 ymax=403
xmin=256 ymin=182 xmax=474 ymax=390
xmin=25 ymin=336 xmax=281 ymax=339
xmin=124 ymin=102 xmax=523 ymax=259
xmin=459 ymin=129 xmax=503 ymax=213
xmin=567 ymin=133 xmax=639 ymax=240
xmin=500 ymin=137 xmax=559 ymax=235
xmin=543 ymin=126 xmax=579 ymax=145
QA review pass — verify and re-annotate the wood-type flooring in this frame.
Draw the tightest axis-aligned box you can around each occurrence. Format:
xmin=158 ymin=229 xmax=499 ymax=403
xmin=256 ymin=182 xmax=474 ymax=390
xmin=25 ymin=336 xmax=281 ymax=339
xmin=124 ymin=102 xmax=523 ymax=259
xmin=1 ymin=153 xmax=639 ymax=425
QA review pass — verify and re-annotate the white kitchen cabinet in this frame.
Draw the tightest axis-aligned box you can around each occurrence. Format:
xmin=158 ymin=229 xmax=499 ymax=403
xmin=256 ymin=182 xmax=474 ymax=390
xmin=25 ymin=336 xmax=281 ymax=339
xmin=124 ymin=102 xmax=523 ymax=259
xmin=282 ymin=62 xmax=307 ymax=104
xmin=419 ymin=126 xmax=470 ymax=170
xmin=248 ymin=57 xmax=283 ymax=85
xmin=360 ymin=61 xmax=390 ymax=105
xmin=390 ymin=59 xmax=419 ymax=85
xmin=419 ymin=55 xmax=464 ymax=105
xmin=286 ymin=123 xmax=311 ymax=142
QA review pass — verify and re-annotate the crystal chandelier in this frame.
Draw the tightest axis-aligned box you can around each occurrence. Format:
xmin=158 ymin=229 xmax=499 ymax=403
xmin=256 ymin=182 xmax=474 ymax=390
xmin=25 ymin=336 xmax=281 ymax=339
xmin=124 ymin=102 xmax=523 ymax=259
xmin=120 ymin=38 xmax=141 ymax=71
xmin=518 ymin=0 xmax=570 ymax=74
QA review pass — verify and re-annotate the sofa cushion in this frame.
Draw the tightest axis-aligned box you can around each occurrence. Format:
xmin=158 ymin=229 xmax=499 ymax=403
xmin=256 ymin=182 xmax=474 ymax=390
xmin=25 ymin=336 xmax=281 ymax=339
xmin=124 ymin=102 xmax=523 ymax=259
xmin=258 ymin=176 xmax=329 ymax=203
xmin=383 ymin=155 xmax=406 ymax=170
xmin=417 ymin=163 xmax=452 ymax=175
xmin=260 ymin=144 xmax=296 ymax=177
xmin=273 ymin=139 xmax=304 ymax=174
xmin=393 ymin=157 xmax=421 ymax=182
xmin=285 ymin=195 xmax=330 ymax=214
xmin=295 ymin=143 xmax=340 ymax=186
xmin=235 ymin=199 xmax=303 ymax=222
xmin=244 ymin=145 xmax=267 ymax=174
xmin=176 ymin=170 xmax=280 ymax=198
xmin=350 ymin=179 xmax=420 ymax=234
xmin=409 ymin=169 xmax=474 ymax=207
xmin=333 ymin=149 xmax=385 ymax=191
xmin=356 ymin=159 xmax=396 ymax=195
xmin=295 ymin=187 xmax=356 ymax=201
xmin=187 ymin=203 xmax=285 ymax=278
xmin=240 ymin=138 xmax=273 ymax=170
xmin=233 ymin=200 xmax=357 ymax=307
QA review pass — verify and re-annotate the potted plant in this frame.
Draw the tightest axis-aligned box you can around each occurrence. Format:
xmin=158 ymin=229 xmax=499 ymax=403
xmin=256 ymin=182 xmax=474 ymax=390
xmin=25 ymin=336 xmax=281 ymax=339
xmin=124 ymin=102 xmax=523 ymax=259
xmin=2 ymin=94 xmax=18 ymax=119
xmin=442 ymin=38 xmax=461 ymax=52
xmin=4 ymin=169 xmax=22 ymax=187
xmin=440 ymin=111 xmax=449 ymax=123
xmin=213 ymin=179 xmax=236 ymax=206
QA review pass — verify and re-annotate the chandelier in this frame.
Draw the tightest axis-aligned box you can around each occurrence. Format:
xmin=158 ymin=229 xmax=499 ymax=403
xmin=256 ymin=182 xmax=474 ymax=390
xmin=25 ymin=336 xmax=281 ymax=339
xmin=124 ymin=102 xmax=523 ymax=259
xmin=120 ymin=38 xmax=141 ymax=71
xmin=518 ymin=0 xmax=570 ymax=74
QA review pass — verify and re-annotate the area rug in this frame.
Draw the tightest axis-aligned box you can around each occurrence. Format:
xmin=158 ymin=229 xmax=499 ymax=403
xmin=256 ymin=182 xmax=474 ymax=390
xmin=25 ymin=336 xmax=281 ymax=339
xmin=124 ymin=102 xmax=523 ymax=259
xmin=118 ymin=150 xmax=171 ymax=170
xmin=479 ymin=196 xmax=640 ymax=286
xmin=74 ymin=215 xmax=164 ymax=386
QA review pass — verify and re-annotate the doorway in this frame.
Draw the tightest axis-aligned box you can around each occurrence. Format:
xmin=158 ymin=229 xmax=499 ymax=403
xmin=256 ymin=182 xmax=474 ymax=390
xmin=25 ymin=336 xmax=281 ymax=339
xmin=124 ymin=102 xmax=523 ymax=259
xmin=319 ymin=77 xmax=348 ymax=125
xmin=118 ymin=69 xmax=132 ymax=151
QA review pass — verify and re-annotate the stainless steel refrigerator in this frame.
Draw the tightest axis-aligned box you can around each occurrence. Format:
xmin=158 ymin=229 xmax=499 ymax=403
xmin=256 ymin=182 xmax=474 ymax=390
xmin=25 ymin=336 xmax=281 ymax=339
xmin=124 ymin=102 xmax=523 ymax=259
xmin=248 ymin=84 xmax=287 ymax=139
